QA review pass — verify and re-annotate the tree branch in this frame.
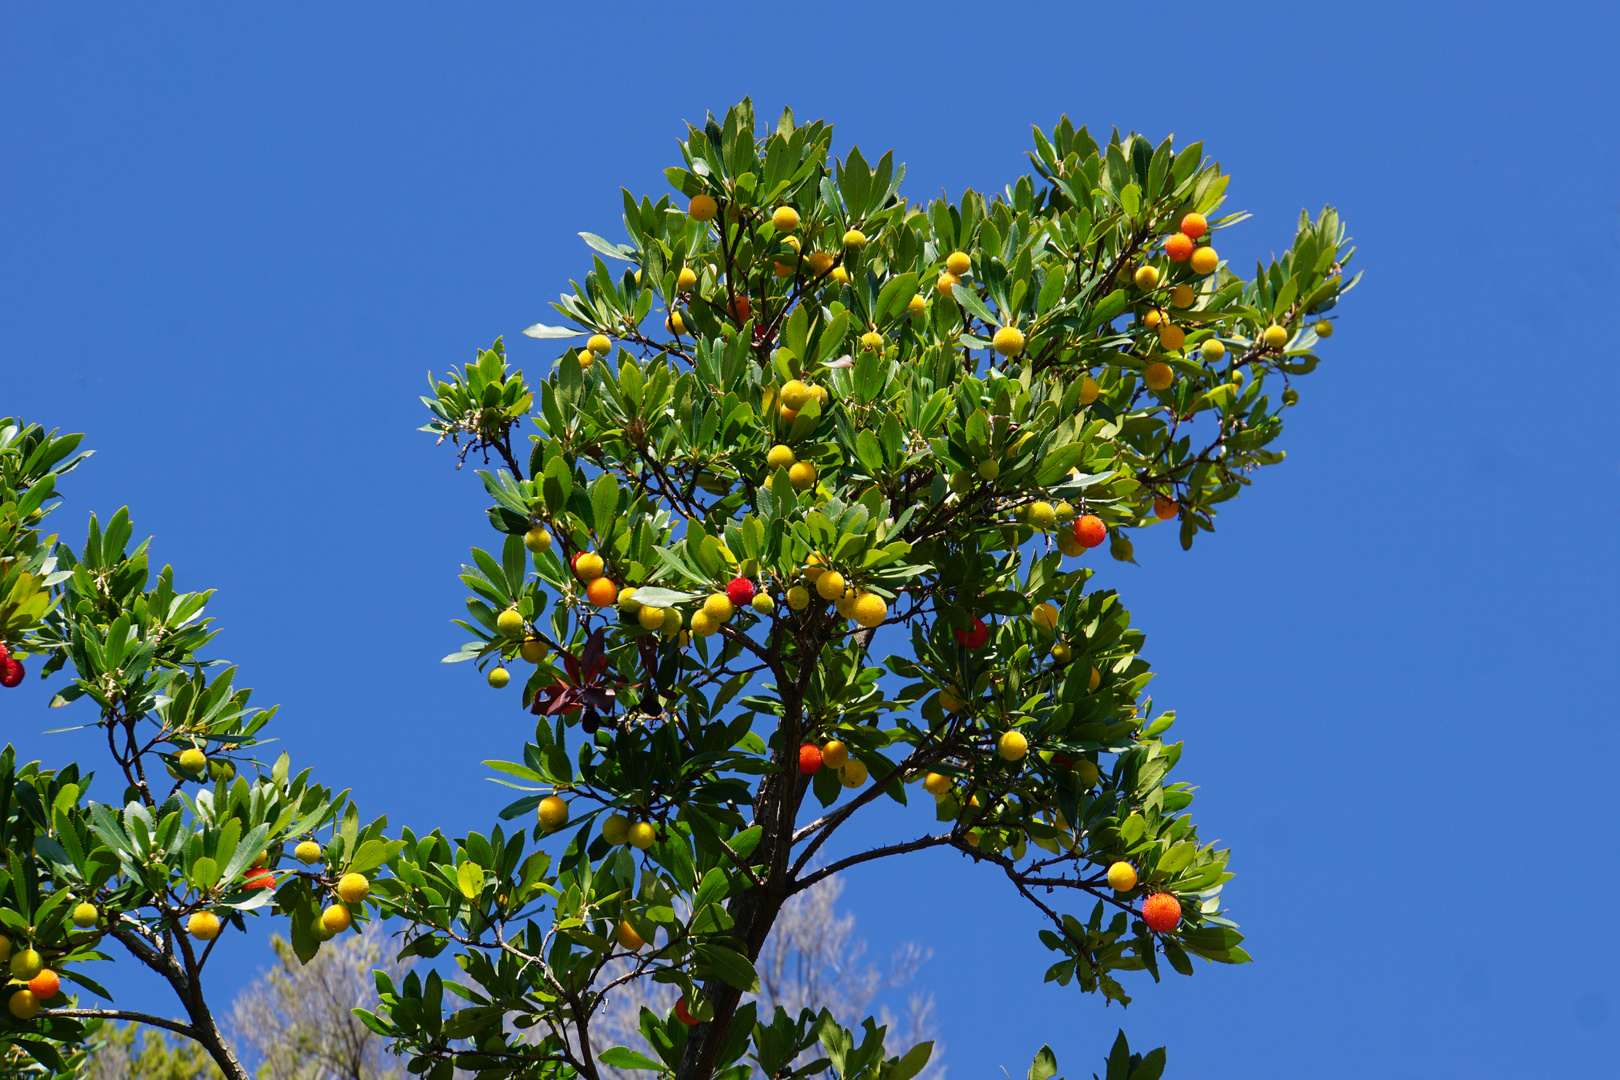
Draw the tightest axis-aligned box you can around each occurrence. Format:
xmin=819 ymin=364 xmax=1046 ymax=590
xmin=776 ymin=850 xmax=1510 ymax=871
xmin=45 ymin=1009 xmax=201 ymax=1042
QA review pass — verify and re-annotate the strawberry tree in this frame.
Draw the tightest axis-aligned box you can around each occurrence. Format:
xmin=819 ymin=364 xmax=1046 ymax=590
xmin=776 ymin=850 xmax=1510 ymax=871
xmin=384 ymin=100 xmax=1356 ymax=1078
xmin=0 ymin=424 xmax=395 ymax=1079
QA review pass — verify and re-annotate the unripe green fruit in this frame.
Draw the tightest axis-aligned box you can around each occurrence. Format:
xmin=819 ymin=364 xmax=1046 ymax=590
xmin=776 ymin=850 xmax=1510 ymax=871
xmin=524 ymin=527 xmax=553 ymax=553
xmin=601 ymin=814 xmax=630 ymax=845
xmin=1110 ymin=535 xmax=1135 ymax=562
xmin=751 ymin=593 xmax=774 ymax=613
xmin=72 ymin=902 xmax=99 ymax=928
xmin=977 ymin=460 xmax=999 ymax=481
xmin=488 ymin=667 xmax=511 ymax=689
xmin=1282 ymin=388 xmax=1299 ymax=406
xmin=178 ymin=748 xmax=206 ymax=775
xmin=627 ymin=822 xmax=657 ymax=850
xmin=10 ymin=949 xmax=42 ymax=980
xmin=1028 ymin=502 xmax=1056 ymax=530
xmin=948 ymin=471 xmax=972 ymax=494
xmin=1054 ymin=501 xmax=1076 ymax=524
xmin=496 ymin=609 xmax=524 ymax=637
xmin=1078 ymin=760 xmax=1100 ymax=788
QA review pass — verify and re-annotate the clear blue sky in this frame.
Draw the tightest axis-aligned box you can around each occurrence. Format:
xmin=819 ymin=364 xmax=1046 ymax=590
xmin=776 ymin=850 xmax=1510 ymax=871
xmin=4 ymin=3 xmax=1618 ymax=1077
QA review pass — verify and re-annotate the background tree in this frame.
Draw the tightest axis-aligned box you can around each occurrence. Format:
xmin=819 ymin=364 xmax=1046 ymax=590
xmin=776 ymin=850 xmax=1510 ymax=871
xmin=0 ymin=419 xmax=394 ymax=1080
xmin=376 ymin=99 xmax=1354 ymax=1080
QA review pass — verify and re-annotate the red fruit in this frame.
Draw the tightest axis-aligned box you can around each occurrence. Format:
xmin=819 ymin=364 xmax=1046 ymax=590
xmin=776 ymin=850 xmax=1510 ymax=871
xmin=244 ymin=869 xmax=276 ymax=891
xmin=729 ymin=296 xmax=752 ymax=324
xmin=1165 ymin=232 xmax=1194 ymax=262
xmin=1053 ymin=753 xmax=1075 ymax=770
xmin=798 ymin=744 xmax=823 ymax=774
xmin=675 ymin=996 xmax=699 ymax=1026
xmin=1 ymin=658 xmax=24 ymax=688
xmin=0 ymin=641 xmax=9 ymax=664
xmin=726 ymin=577 xmax=756 ymax=607
xmin=1073 ymin=515 xmax=1107 ymax=549
xmin=1142 ymin=893 xmax=1181 ymax=932
xmin=953 ymin=617 xmax=988 ymax=650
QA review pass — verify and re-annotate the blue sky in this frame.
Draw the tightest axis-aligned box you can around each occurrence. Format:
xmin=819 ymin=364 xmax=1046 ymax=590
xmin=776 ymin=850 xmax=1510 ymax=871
xmin=4 ymin=2 xmax=1618 ymax=1077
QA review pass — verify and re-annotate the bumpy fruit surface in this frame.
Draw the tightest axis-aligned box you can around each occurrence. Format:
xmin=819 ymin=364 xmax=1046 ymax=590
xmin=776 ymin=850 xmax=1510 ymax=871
xmin=1263 ymin=324 xmax=1289 ymax=348
xmin=524 ymin=526 xmax=552 ymax=553
xmin=487 ymin=666 xmax=510 ymax=689
xmin=842 ymin=228 xmax=866 ymax=248
xmin=1170 ymin=283 xmax=1195 ymax=308
xmin=766 ymin=444 xmax=796 ymax=471
xmin=1079 ymin=376 xmax=1100 ymax=404
xmin=1200 ymin=338 xmax=1225 ymax=362
xmin=496 ymin=608 xmax=524 ymax=637
xmin=520 ymin=637 xmax=548 ymax=663
xmin=1051 ymin=642 xmax=1071 ymax=662
xmin=72 ymin=902 xmax=99 ymax=928
xmin=1179 ymin=212 xmax=1207 ymax=239
xmin=702 ymin=594 xmax=734 ymax=622
xmin=954 ymin=617 xmax=988 ymax=649
xmin=576 ymin=349 xmax=596 ymax=370
xmin=1107 ymin=861 xmax=1138 ymax=891
xmin=997 ymin=730 xmax=1028 ymax=761
xmin=627 ymin=822 xmax=657 ymax=850
xmin=1057 ymin=530 xmax=1084 ymax=557
xmin=1144 ymin=362 xmax=1174 ymax=391
xmin=10 ymin=950 xmax=43 ymax=981
xmin=637 ymin=606 xmax=665 ymax=631
xmin=1143 ymin=892 xmax=1182 ymax=932
xmin=573 ymin=552 xmax=604 ymax=581
xmin=1189 ymin=246 xmax=1219 ymax=275
xmin=771 ymin=206 xmax=799 ymax=232
xmin=906 ymin=294 xmax=926 ymax=315
xmin=1165 ymin=233 xmax=1194 ymax=262
xmin=1031 ymin=602 xmax=1058 ymax=631
xmin=8 ymin=990 xmax=39 ymax=1020
xmin=601 ymin=814 xmax=630 ymax=845
xmin=179 ymin=748 xmax=206 ymax=775
xmin=992 ymin=326 xmax=1025 ymax=356
xmin=1028 ymin=501 xmax=1056 ymax=530
xmin=337 ymin=873 xmax=370 ymax=904
xmin=585 ymin=577 xmax=618 ymax=607
xmin=689 ymin=610 xmax=718 ymax=637
xmin=537 ymin=795 xmax=569 ymax=832
xmin=922 ymin=772 xmax=951 ymax=796
xmin=788 ymin=461 xmax=817 ymax=490
xmin=322 ymin=904 xmax=352 ymax=934
xmin=726 ymin=577 xmax=756 ymax=607
xmin=786 ymin=586 xmax=810 ymax=610
xmin=188 ymin=912 xmax=222 ymax=940
xmin=798 ymin=744 xmax=823 ymax=774
xmin=0 ymin=659 xmax=23 ymax=688
xmin=1133 ymin=265 xmax=1160 ymax=290
xmin=935 ymin=271 xmax=960 ymax=297
xmin=1158 ymin=323 xmax=1186 ymax=351
xmin=295 ymin=840 xmax=322 ymax=864
xmin=586 ymin=334 xmax=611 ymax=355
xmin=688 ymin=194 xmax=717 ymax=221
xmin=665 ymin=311 xmax=685 ymax=334
xmin=860 ymin=330 xmax=884 ymax=350
xmin=839 ymin=761 xmax=868 ymax=788
xmin=976 ymin=459 xmax=999 ymax=481
xmin=751 ymin=593 xmax=774 ymax=613
xmin=1073 ymin=515 xmax=1107 ymax=549
xmin=27 ymin=969 xmax=57 ymax=1001
xmin=830 ymin=266 xmax=850 ymax=284
xmin=815 ymin=571 xmax=846 ymax=602
xmin=945 ymin=250 xmax=972 ymax=275
xmin=616 ymin=920 xmax=645 ymax=950
xmin=852 ymin=592 xmax=887 ymax=628
xmin=245 ymin=869 xmax=276 ymax=891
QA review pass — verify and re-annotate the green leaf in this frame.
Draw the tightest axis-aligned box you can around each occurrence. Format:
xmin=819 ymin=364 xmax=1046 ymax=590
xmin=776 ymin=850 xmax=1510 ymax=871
xmin=1028 ymin=1044 xmax=1058 ymax=1080
xmin=599 ymin=1047 xmax=666 ymax=1072
xmin=694 ymin=943 xmax=759 ymax=992
xmin=456 ymin=860 xmax=486 ymax=901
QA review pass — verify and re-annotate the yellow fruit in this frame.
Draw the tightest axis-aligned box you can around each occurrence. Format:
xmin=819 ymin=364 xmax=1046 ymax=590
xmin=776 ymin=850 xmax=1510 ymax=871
xmin=524 ymin=526 xmax=553 ymax=553
xmin=998 ymin=730 xmax=1028 ymax=761
xmin=627 ymin=822 xmax=657 ymax=850
xmin=638 ymin=606 xmax=665 ymax=631
xmin=337 ymin=873 xmax=370 ymax=905
xmin=72 ymin=902 xmax=99 ymax=928
xmin=780 ymin=380 xmax=812 ymax=410
xmin=751 ymin=593 xmax=774 ymax=613
xmin=1079 ymin=375 xmax=1100 ymax=405
xmin=587 ymin=334 xmax=611 ymax=355
xmin=771 ymin=206 xmax=800 ymax=232
xmin=945 ymin=250 xmax=972 ymax=275
xmin=676 ymin=267 xmax=698 ymax=291
xmin=977 ymin=459 xmax=999 ymax=481
xmin=922 ymin=772 xmax=952 ymax=796
xmin=577 ymin=349 xmax=595 ymax=369
xmin=321 ymin=904 xmax=352 ymax=934
xmin=486 ymin=665 xmax=510 ymax=689
xmin=852 ymin=592 xmax=887 ymax=628
xmin=688 ymin=194 xmax=717 ymax=222
xmin=788 ymin=461 xmax=817 ymax=490
xmin=573 ymin=552 xmax=605 ymax=581
xmin=617 ymin=587 xmax=641 ymax=612
xmin=10 ymin=949 xmax=42 ymax=980
xmin=616 ymin=920 xmax=645 ymax=950
xmin=1032 ymin=602 xmax=1059 ymax=631
xmin=537 ymin=795 xmax=569 ymax=831
xmin=1157 ymin=323 xmax=1186 ymax=351
xmin=1107 ymin=861 xmax=1138 ymax=891
xmin=1054 ymin=501 xmax=1076 ymax=523
xmin=935 ymin=271 xmax=960 ymax=297
xmin=295 ymin=840 xmax=322 ymax=864
xmin=1262 ymin=324 xmax=1289 ymax=349
xmin=1057 ymin=530 xmax=1084 ymax=557
xmin=187 ymin=912 xmax=222 ymax=941
xmin=809 ymin=251 xmax=835 ymax=275
xmin=1200 ymin=338 xmax=1225 ymax=362
xmin=842 ymin=228 xmax=866 ymax=248
xmin=1314 ymin=320 xmax=1333 ymax=337
xmin=1170 ymin=283 xmax=1195 ymax=308
xmin=496 ymin=608 xmax=524 ymax=637
xmin=815 ymin=571 xmax=846 ymax=602
xmin=178 ymin=748 xmax=207 ymax=775
xmin=906 ymin=294 xmax=926 ymax=315
xmin=689 ymin=610 xmax=718 ymax=637
xmin=992 ymin=326 xmax=1025 ymax=356
xmin=1089 ymin=666 xmax=1102 ymax=691
xmin=602 ymin=814 xmax=630 ymax=845
xmin=1144 ymin=363 xmax=1174 ymax=391
xmin=840 ymin=761 xmax=868 ymax=788
xmin=1143 ymin=308 xmax=1164 ymax=329
xmin=703 ymin=594 xmax=735 ymax=622
xmin=939 ymin=686 xmax=966 ymax=713
xmin=1028 ymin=501 xmax=1056 ymax=531
xmin=9 ymin=988 xmax=41 ymax=1020
xmin=1189 ymin=246 xmax=1219 ymax=275
xmin=787 ymin=586 xmax=810 ymax=611
xmin=660 ymin=607 xmax=683 ymax=634
xmin=666 ymin=311 xmax=686 ymax=335
xmin=1133 ymin=265 xmax=1160 ymax=290
xmin=830 ymin=266 xmax=850 ymax=284
xmin=766 ymin=444 xmax=796 ymax=470
xmin=1051 ymin=642 xmax=1071 ymax=662
xmin=860 ymin=330 xmax=884 ymax=350
xmin=821 ymin=740 xmax=850 ymax=769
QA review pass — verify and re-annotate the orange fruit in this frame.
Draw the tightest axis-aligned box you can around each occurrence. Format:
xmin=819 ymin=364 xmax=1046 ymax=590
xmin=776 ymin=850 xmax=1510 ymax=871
xmin=1154 ymin=497 xmax=1178 ymax=520
xmin=688 ymin=194 xmax=718 ymax=222
xmin=1165 ymin=232 xmax=1194 ymax=262
xmin=585 ymin=577 xmax=618 ymax=607
xmin=1157 ymin=323 xmax=1185 ymax=351
xmin=1179 ymin=212 xmax=1207 ymax=239
xmin=1143 ymin=892 xmax=1182 ymax=932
